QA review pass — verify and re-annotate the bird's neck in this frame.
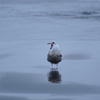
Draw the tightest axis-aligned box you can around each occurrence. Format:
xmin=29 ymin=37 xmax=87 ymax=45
xmin=50 ymin=44 xmax=60 ymax=51
xmin=50 ymin=44 xmax=53 ymax=49
xmin=49 ymin=44 xmax=61 ymax=55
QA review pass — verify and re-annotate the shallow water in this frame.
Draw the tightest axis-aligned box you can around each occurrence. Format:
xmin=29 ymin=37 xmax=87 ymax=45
xmin=0 ymin=0 xmax=100 ymax=100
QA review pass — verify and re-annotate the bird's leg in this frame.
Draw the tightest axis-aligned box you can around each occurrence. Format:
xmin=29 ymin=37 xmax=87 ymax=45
xmin=51 ymin=63 xmax=54 ymax=70
xmin=56 ymin=64 xmax=58 ymax=70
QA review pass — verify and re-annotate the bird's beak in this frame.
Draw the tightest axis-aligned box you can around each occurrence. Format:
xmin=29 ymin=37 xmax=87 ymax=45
xmin=48 ymin=43 xmax=51 ymax=45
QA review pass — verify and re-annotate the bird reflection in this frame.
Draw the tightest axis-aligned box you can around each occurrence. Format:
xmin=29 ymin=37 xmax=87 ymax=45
xmin=48 ymin=68 xmax=61 ymax=83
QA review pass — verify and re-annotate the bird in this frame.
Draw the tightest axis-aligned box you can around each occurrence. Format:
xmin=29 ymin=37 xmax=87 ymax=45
xmin=47 ymin=42 xmax=62 ymax=68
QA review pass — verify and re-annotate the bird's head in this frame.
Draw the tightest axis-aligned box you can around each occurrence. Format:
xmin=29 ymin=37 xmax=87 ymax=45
xmin=48 ymin=41 xmax=56 ymax=49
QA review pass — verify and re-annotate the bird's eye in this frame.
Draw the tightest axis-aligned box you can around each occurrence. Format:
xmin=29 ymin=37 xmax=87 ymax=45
xmin=52 ymin=42 xmax=55 ymax=44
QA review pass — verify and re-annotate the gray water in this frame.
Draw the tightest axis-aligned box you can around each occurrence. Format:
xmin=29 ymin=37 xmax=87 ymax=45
xmin=0 ymin=0 xmax=100 ymax=100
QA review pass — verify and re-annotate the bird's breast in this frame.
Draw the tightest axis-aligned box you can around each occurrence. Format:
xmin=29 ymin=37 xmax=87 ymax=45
xmin=49 ymin=49 xmax=61 ymax=56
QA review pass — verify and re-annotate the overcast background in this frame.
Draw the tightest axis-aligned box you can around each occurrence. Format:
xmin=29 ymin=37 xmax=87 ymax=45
xmin=0 ymin=0 xmax=100 ymax=100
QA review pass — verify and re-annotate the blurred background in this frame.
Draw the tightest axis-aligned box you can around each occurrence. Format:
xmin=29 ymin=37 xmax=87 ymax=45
xmin=0 ymin=0 xmax=100 ymax=100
